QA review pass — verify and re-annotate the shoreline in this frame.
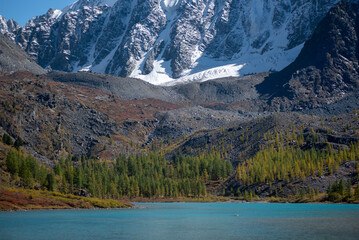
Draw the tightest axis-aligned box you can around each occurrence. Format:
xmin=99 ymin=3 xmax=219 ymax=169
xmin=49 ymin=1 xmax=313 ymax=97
xmin=1 ymin=186 xmax=358 ymax=212
xmin=0 ymin=186 xmax=133 ymax=211
xmin=2 ymin=199 xmax=357 ymax=212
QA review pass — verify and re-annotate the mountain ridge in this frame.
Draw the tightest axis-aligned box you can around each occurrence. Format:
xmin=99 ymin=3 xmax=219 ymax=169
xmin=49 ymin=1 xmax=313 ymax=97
xmin=0 ymin=0 xmax=339 ymax=85
xmin=258 ymin=0 xmax=359 ymax=111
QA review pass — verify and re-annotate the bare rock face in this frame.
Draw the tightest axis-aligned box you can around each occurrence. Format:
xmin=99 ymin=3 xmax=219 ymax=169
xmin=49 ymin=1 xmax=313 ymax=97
xmin=0 ymin=0 xmax=339 ymax=84
xmin=258 ymin=0 xmax=359 ymax=111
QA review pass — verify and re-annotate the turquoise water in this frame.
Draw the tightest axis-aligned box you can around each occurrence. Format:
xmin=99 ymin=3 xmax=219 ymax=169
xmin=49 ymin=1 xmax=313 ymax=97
xmin=1 ymin=203 xmax=359 ymax=240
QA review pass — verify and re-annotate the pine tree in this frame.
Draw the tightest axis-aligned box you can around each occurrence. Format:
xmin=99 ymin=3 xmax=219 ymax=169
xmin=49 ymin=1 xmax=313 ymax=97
xmin=14 ymin=137 xmax=24 ymax=149
xmin=47 ymin=172 xmax=57 ymax=191
xmin=6 ymin=150 xmax=19 ymax=175
xmin=2 ymin=133 xmax=13 ymax=145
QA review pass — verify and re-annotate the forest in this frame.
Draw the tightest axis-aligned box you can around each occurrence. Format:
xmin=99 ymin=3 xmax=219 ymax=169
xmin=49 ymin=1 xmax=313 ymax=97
xmin=2 ymin=124 xmax=359 ymax=202
xmin=5 ymin=148 xmax=233 ymax=199
xmin=236 ymin=135 xmax=359 ymax=185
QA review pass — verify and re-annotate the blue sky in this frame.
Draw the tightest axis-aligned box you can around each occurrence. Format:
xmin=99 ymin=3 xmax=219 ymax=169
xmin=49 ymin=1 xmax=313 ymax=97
xmin=0 ymin=0 xmax=75 ymax=26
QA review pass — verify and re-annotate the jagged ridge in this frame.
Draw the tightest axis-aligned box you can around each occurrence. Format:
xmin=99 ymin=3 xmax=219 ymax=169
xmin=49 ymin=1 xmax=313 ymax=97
xmin=0 ymin=0 xmax=339 ymax=85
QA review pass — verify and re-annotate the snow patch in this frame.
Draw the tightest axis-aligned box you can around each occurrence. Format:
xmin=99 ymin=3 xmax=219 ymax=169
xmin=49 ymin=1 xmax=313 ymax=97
xmin=79 ymin=65 xmax=92 ymax=72
xmin=132 ymin=59 xmax=174 ymax=85
xmin=161 ymin=0 xmax=181 ymax=14
xmin=131 ymin=58 xmax=211 ymax=84
xmin=172 ymin=64 xmax=246 ymax=86
xmin=50 ymin=10 xmax=63 ymax=19
xmin=131 ymin=43 xmax=304 ymax=86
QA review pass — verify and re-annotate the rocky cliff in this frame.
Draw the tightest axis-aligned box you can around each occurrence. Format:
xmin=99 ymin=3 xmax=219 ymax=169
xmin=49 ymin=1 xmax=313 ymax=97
xmin=1 ymin=0 xmax=339 ymax=85
xmin=258 ymin=0 xmax=359 ymax=111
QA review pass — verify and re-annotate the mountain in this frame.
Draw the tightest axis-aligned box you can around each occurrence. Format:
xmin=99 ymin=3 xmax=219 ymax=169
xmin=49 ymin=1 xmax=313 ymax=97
xmin=0 ymin=0 xmax=358 ymax=203
xmin=0 ymin=0 xmax=339 ymax=85
xmin=0 ymin=15 xmax=19 ymax=42
xmin=258 ymin=0 xmax=359 ymax=111
xmin=0 ymin=23 xmax=181 ymax=161
xmin=0 ymin=33 xmax=45 ymax=75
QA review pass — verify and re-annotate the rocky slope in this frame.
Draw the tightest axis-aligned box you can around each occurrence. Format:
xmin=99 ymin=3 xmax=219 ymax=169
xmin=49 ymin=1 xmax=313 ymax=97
xmin=258 ymin=0 xmax=359 ymax=111
xmin=0 ymin=0 xmax=339 ymax=85
xmin=0 ymin=33 xmax=45 ymax=75
xmin=47 ymin=71 xmax=185 ymax=103
xmin=47 ymin=70 xmax=268 ymax=108
xmin=0 ymin=71 xmax=182 ymax=162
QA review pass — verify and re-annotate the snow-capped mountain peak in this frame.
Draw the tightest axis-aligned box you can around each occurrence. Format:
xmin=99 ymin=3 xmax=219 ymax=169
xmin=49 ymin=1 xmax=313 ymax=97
xmin=1 ymin=0 xmax=340 ymax=85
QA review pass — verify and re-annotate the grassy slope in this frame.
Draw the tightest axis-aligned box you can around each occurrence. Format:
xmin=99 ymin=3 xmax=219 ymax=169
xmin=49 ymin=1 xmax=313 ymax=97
xmin=0 ymin=186 xmax=133 ymax=211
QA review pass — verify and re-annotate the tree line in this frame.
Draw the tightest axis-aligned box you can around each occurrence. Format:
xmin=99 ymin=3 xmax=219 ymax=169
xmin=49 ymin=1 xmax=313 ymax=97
xmin=236 ymin=141 xmax=359 ymax=185
xmin=5 ymin=149 xmax=233 ymax=199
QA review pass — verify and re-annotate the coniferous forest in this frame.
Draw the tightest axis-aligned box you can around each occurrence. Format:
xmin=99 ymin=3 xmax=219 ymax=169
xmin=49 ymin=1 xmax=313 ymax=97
xmin=5 ymin=148 xmax=233 ymax=199
xmin=236 ymin=142 xmax=359 ymax=185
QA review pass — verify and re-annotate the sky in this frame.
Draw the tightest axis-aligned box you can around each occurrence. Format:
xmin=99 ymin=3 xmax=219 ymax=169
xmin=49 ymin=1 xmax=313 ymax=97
xmin=0 ymin=0 xmax=76 ymax=26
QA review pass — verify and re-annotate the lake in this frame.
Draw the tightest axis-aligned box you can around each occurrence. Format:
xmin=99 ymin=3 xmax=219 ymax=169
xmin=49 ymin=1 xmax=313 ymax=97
xmin=1 ymin=203 xmax=359 ymax=240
